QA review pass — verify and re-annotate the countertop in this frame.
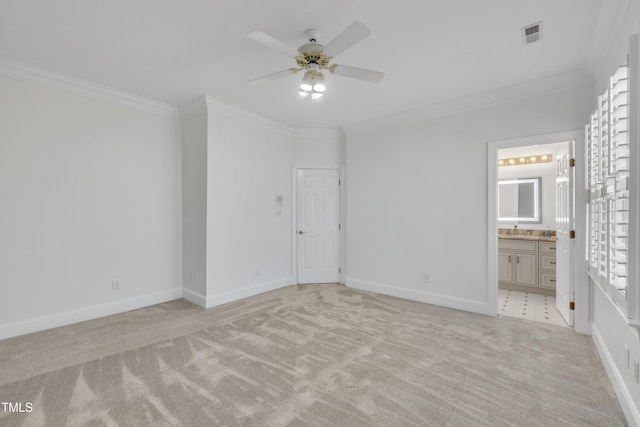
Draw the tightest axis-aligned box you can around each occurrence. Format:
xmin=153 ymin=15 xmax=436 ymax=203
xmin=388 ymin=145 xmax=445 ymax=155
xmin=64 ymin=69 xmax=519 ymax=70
xmin=498 ymin=235 xmax=557 ymax=242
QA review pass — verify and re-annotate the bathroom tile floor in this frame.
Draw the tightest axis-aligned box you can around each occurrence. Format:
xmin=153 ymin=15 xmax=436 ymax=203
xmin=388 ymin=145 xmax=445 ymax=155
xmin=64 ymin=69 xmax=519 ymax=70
xmin=499 ymin=289 xmax=569 ymax=328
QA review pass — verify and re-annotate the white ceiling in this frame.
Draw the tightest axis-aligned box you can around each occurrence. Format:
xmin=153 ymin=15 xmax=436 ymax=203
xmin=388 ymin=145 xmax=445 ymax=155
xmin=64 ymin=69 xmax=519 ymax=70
xmin=0 ymin=1 xmax=613 ymax=128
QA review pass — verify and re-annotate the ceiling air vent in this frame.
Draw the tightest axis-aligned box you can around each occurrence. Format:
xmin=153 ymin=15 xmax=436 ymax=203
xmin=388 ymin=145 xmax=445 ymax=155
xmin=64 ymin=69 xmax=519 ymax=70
xmin=522 ymin=22 xmax=542 ymax=45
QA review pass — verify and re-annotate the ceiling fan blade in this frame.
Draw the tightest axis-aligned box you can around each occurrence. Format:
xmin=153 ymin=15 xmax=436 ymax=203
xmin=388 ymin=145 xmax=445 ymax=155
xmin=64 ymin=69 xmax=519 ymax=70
xmin=247 ymin=68 xmax=300 ymax=86
xmin=247 ymin=31 xmax=300 ymax=58
xmin=329 ymin=64 xmax=384 ymax=83
xmin=323 ymin=21 xmax=371 ymax=58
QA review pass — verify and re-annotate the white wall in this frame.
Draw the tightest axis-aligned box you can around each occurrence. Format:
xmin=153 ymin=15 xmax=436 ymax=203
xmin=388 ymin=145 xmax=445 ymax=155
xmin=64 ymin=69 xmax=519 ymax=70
xmin=180 ymin=106 xmax=208 ymax=300
xmin=293 ymin=129 xmax=345 ymax=166
xmin=180 ymin=101 xmax=347 ymax=305
xmin=344 ymin=84 xmax=592 ymax=315
xmin=0 ymin=74 xmax=182 ymax=339
xmin=589 ymin=1 xmax=640 ymax=425
xmin=205 ymin=99 xmax=294 ymax=306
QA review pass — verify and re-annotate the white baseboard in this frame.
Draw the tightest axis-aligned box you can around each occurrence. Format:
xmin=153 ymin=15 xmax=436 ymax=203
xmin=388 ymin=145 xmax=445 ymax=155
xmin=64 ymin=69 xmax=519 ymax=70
xmin=205 ymin=277 xmax=293 ymax=308
xmin=182 ymin=287 xmax=207 ymax=307
xmin=0 ymin=287 xmax=183 ymax=341
xmin=345 ymin=278 xmax=492 ymax=316
xmin=0 ymin=278 xmax=294 ymax=340
xmin=592 ymin=323 xmax=640 ymax=427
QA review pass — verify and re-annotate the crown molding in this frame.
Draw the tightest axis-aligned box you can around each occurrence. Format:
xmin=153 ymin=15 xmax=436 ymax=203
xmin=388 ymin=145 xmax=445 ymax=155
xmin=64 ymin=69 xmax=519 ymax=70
xmin=585 ymin=0 xmax=630 ymax=79
xmin=343 ymin=70 xmax=595 ymax=137
xmin=0 ymin=56 xmax=179 ymax=117
xmin=204 ymin=96 xmax=293 ymax=136
xmin=293 ymin=128 xmax=344 ymax=140
xmin=179 ymin=95 xmax=208 ymax=119
xmin=179 ymin=95 xmax=293 ymax=136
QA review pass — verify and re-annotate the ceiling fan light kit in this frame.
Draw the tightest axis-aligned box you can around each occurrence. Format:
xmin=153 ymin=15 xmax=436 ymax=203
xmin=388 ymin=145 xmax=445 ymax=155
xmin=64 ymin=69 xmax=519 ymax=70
xmin=247 ymin=21 xmax=384 ymax=100
xmin=312 ymin=73 xmax=325 ymax=92
xmin=298 ymin=69 xmax=325 ymax=99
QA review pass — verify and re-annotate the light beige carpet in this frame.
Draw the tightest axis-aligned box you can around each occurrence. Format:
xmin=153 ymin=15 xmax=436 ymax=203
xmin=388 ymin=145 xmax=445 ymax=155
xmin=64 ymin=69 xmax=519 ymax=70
xmin=0 ymin=284 xmax=627 ymax=426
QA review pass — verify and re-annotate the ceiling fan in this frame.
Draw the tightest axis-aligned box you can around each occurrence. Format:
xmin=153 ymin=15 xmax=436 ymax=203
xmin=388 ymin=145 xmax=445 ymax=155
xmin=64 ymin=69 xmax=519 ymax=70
xmin=246 ymin=21 xmax=384 ymax=99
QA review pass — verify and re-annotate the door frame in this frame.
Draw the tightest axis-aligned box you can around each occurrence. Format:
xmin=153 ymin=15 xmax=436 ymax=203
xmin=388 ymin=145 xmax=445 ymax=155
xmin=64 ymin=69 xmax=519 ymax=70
xmin=487 ymin=130 xmax=590 ymax=334
xmin=291 ymin=164 xmax=345 ymax=285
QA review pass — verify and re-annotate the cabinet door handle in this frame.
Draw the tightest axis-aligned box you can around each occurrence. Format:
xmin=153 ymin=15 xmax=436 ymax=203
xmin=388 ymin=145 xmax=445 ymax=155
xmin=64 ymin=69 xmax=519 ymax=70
xmin=550 ymin=279 xmax=556 ymax=282
xmin=508 ymin=256 xmax=511 ymax=263
xmin=550 ymin=261 xmax=556 ymax=265
xmin=517 ymin=256 xmax=519 ymax=264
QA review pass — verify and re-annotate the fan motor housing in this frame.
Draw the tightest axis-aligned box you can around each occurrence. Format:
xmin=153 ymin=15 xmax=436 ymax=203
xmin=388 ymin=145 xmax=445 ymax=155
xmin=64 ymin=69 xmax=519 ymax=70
xmin=296 ymin=45 xmax=331 ymax=68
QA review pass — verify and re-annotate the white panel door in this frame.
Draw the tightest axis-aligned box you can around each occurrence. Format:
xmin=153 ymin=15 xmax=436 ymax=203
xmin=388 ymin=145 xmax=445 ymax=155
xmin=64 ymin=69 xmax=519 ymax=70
xmin=556 ymin=143 xmax=574 ymax=326
xmin=297 ymin=169 xmax=340 ymax=284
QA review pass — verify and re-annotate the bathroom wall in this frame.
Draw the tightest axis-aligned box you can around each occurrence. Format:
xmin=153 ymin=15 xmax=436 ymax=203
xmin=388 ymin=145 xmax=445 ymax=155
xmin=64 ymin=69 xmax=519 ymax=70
xmin=498 ymin=141 xmax=568 ymax=230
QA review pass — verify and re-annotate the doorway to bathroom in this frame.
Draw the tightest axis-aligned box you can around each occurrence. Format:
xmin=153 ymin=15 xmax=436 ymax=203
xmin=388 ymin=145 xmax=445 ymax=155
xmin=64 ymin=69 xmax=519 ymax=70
xmin=488 ymin=130 xmax=588 ymax=332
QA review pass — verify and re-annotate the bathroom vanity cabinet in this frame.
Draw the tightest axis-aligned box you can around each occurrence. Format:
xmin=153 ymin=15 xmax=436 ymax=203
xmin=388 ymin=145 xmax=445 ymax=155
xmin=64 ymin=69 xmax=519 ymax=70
xmin=538 ymin=241 xmax=557 ymax=289
xmin=498 ymin=238 xmax=556 ymax=295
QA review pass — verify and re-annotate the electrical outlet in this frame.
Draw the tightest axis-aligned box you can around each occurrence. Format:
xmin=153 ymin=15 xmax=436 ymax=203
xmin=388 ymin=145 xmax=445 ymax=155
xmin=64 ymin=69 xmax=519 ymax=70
xmin=112 ymin=280 xmax=121 ymax=291
xmin=423 ymin=273 xmax=430 ymax=283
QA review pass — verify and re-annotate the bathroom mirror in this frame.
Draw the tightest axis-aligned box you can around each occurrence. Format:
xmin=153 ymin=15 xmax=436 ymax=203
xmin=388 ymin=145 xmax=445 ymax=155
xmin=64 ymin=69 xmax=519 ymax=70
xmin=498 ymin=177 xmax=542 ymax=223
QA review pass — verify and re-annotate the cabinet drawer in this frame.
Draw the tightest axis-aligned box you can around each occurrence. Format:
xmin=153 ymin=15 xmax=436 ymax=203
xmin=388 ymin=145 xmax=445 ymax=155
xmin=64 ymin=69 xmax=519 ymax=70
xmin=498 ymin=239 xmax=537 ymax=252
xmin=540 ymin=254 xmax=557 ymax=270
xmin=539 ymin=272 xmax=557 ymax=288
xmin=539 ymin=242 xmax=557 ymax=253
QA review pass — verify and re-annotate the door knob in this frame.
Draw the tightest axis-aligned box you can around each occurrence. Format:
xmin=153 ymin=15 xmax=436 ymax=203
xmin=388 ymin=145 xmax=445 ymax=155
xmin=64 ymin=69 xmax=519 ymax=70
xmin=298 ymin=230 xmax=306 ymax=235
